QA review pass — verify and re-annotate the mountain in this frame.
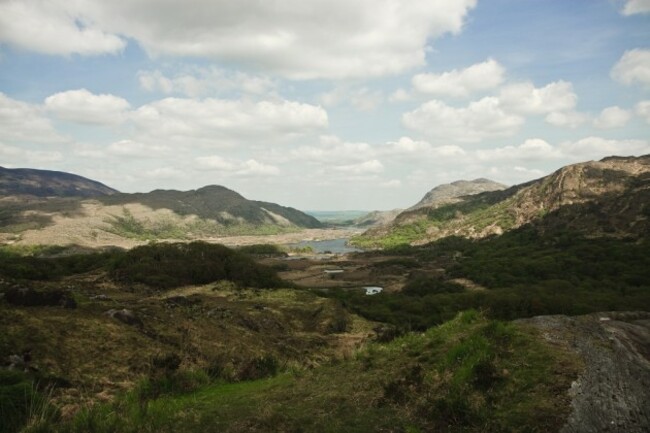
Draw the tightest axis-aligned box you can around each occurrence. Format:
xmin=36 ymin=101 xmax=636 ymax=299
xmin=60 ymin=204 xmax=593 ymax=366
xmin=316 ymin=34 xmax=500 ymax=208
xmin=98 ymin=185 xmax=322 ymax=229
xmin=410 ymin=178 xmax=507 ymax=210
xmin=0 ymin=166 xmax=118 ymax=198
xmin=353 ymin=155 xmax=650 ymax=248
xmin=0 ymin=170 xmax=321 ymax=246
xmin=352 ymin=209 xmax=403 ymax=227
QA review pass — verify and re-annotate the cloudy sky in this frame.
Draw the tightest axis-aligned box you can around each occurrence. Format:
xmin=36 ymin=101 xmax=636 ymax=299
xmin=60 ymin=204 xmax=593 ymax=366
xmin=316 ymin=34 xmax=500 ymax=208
xmin=1 ymin=0 xmax=649 ymax=210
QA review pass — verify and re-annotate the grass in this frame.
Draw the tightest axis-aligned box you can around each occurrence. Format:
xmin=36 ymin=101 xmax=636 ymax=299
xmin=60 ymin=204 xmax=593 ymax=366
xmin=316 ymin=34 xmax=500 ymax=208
xmin=351 ymin=192 xmax=518 ymax=249
xmin=44 ymin=311 xmax=580 ymax=433
xmin=0 ymin=371 xmax=60 ymax=433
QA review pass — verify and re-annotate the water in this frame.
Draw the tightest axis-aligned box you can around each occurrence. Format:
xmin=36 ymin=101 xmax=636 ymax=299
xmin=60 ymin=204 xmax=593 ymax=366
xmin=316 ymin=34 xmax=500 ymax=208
xmin=288 ymin=238 xmax=361 ymax=254
xmin=364 ymin=286 xmax=383 ymax=295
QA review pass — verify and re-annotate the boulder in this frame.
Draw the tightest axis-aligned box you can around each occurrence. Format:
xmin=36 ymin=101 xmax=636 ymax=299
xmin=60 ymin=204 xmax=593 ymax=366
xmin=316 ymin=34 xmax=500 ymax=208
xmin=105 ymin=309 xmax=143 ymax=327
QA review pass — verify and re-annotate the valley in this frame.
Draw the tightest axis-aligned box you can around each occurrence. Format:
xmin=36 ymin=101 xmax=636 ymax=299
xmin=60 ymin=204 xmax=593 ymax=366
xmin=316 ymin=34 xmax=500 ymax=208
xmin=1 ymin=155 xmax=649 ymax=433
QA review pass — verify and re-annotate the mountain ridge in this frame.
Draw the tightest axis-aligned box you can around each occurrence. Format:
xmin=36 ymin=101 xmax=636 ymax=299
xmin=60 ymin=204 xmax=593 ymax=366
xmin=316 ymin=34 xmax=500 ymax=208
xmin=410 ymin=178 xmax=508 ymax=210
xmin=0 ymin=169 xmax=321 ymax=246
xmin=353 ymin=154 xmax=650 ymax=248
xmin=0 ymin=166 xmax=118 ymax=198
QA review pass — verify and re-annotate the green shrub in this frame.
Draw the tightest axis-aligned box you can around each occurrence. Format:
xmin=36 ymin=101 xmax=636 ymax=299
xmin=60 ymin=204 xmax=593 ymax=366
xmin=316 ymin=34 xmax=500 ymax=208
xmin=109 ymin=242 xmax=287 ymax=289
xmin=0 ymin=371 xmax=58 ymax=433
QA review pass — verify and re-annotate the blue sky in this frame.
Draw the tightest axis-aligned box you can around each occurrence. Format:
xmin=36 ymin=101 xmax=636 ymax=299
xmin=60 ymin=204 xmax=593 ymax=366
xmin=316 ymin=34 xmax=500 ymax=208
xmin=1 ymin=0 xmax=649 ymax=210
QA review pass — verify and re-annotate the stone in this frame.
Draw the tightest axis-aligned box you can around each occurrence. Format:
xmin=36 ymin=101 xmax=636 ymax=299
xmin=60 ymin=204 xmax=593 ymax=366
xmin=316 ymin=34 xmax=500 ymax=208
xmin=105 ymin=309 xmax=143 ymax=327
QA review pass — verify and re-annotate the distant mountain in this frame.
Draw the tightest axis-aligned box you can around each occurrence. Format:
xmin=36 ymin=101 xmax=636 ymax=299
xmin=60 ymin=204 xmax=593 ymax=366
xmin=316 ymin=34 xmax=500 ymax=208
xmin=0 ymin=166 xmax=118 ymax=198
xmin=353 ymin=155 xmax=650 ymax=248
xmin=0 ymin=169 xmax=321 ymax=246
xmin=98 ymin=185 xmax=322 ymax=229
xmin=305 ymin=210 xmax=402 ymax=228
xmin=352 ymin=209 xmax=403 ymax=228
xmin=410 ymin=178 xmax=507 ymax=210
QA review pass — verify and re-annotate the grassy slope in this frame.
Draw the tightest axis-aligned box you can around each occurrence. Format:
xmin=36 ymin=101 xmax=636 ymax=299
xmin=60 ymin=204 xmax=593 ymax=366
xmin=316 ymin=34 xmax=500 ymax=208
xmin=49 ymin=311 xmax=581 ymax=433
xmin=351 ymin=190 xmax=517 ymax=249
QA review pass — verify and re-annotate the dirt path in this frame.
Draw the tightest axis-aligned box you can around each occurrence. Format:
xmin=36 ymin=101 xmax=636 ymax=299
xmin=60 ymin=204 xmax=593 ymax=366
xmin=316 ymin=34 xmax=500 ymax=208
xmin=519 ymin=312 xmax=650 ymax=433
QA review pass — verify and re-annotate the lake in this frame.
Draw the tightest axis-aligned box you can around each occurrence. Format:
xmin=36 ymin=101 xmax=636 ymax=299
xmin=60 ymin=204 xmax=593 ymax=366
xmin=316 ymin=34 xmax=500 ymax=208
xmin=288 ymin=238 xmax=361 ymax=254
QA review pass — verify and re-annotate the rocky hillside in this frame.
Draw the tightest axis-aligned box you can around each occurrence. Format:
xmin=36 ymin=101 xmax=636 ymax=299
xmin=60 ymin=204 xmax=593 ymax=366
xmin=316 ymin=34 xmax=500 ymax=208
xmin=410 ymin=178 xmax=507 ymax=210
xmin=352 ymin=209 xmax=403 ymax=227
xmin=0 ymin=166 xmax=118 ymax=198
xmin=354 ymin=155 xmax=650 ymax=248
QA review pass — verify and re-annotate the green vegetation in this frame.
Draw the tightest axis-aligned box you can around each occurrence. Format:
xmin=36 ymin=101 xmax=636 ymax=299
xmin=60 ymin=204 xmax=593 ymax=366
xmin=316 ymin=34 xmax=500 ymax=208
xmin=102 ymin=208 xmax=298 ymax=241
xmin=98 ymin=186 xmax=322 ymax=230
xmin=236 ymin=244 xmax=287 ymax=257
xmin=0 ymin=370 xmax=59 ymax=433
xmin=351 ymin=192 xmax=518 ymax=249
xmin=332 ymin=227 xmax=650 ymax=331
xmin=0 ymin=248 xmax=116 ymax=281
xmin=38 ymin=312 xmax=580 ymax=433
xmin=0 ymin=242 xmax=286 ymax=290
xmin=109 ymin=242 xmax=286 ymax=289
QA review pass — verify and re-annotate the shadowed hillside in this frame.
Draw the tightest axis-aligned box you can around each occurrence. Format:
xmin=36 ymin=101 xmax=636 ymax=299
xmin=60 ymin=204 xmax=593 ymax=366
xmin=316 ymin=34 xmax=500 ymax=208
xmin=0 ymin=167 xmax=118 ymax=198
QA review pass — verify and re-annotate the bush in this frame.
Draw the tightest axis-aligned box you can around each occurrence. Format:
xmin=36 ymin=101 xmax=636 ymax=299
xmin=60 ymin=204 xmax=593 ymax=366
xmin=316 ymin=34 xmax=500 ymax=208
xmin=402 ymin=275 xmax=464 ymax=296
xmin=109 ymin=242 xmax=287 ymax=289
xmin=238 ymin=355 xmax=280 ymax=381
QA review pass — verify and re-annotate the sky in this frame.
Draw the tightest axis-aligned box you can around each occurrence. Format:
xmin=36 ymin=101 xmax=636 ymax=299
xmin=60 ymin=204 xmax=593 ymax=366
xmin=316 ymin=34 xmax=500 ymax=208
xmin=1 ymin=0 xmax=649 ymax=210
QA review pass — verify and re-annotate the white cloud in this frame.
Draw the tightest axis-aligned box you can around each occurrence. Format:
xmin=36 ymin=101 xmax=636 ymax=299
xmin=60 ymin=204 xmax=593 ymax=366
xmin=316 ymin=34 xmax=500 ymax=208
xmin=0 ymin=93 xmax=65 ymax=143
xmin=611 ymin=49 xmax=650 ymax=87
xmin=386 ymin=137 xmax=433 ymax=154
xmin=143 ymin=167 xmax=185 ymax=179
xmin=545 ymin=111 xmax=589 ymax=128
xmin=331 ymin=159 xmax=384 ymax=175
xmin=476 ymin=139 xmax=563 ymax=162
xmin=0 ymin=142 xmax=63 ymax=165
xmin=288 ymin=136 xmax=374 ymax=164
xmin=513 ymin=166 xmax=544 ymax=177
xmin=389 ymin=89 xmax=412 ymax=102
xmin=498 ymin=81 xmax=577 ymax=114
xmin=412 ymin=58 xmax=505 ymax=98
xmin=380 ymin=179 xmax=402 ymax=188
xmin=0 ymin=1 xmax=125 ymax=56
xmin=320 ymin=86 xmax=383 ymax=112
xmin=636 ymin=100 xmax=650 ymax=123
xmin=0 ymin=0 xmax=477 ymax=79
xmin=621 ymin=0 xmax=650 ymax=15
xmin=558 ymin=137 xmax=650 ymax=159
xmin=107 ymin=140 xmax=171 ymax=158
xmin=138 ymin=68 xmax=276 ymax=98
xmin=402 ymin=97 xmax=524 ymax=143
xmin=195 ymin=155 xmax=279 ymax=176
xmin=383 ymin=137 xmax=466 ymax=160
xmin=593 ymin=106 xmax=631 ymax=129
xmin=195 ymin=155 xmax=237 ymax=171
xmin=132 ymin=97 xmax=328 ymax=147
xmin=45 ymin=89 xmax=130 ymax=125
xmin=238 ymin=159 xmax=280 ymax=176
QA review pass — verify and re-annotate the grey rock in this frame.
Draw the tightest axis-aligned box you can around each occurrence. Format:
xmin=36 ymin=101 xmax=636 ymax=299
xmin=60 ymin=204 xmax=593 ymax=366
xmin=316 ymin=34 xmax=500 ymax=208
xmin=105 ymin=309 xmax=143 ymax=327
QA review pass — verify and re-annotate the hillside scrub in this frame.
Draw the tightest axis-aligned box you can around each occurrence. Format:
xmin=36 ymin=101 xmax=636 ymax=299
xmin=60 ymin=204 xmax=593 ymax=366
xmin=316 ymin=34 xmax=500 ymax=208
xmin=41 ymin=311 xmax=581 ymax=433
xmin=330 ymin=227 xmax=650 ymax=331
xmin=0 ymin=242 xmax=287 ymax=290
xmin=109 ymin=242 xmax=287 ymax=289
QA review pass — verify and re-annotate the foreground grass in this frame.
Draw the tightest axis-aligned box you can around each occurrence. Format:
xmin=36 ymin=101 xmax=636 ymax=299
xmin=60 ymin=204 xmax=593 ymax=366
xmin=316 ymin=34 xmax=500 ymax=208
xmin=45 ymin=311 xmax=580 ymax=433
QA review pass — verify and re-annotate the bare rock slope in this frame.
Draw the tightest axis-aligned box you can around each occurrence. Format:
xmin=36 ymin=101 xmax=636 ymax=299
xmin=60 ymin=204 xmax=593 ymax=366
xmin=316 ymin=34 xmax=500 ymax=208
xmin=358 ymin=154 xmax=650 ymax=247
xmin=521 ymin=312 xmax=650 ymax=433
